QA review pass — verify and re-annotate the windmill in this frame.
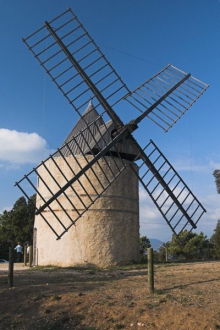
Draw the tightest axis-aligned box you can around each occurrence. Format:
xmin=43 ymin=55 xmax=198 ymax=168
xmin=16 ymin=8 xmax=208 ymax=267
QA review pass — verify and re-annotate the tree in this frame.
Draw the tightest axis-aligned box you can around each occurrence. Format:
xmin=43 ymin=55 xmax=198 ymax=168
xmin=211 ymin=171 xmax=220 ymax=258
xmin=210 ymin=220 xmax=220 ymax=258
xmin=169 ymin=230 xmax=210 ymax=260
xmin=139 ymin=236 xmax=151 ymax=263
xmin=154 ymin=241 xmax=170 ymax=262
xmin=213 ymin=170 xmax=220 ymax=194
xmin=0 ymin=195 xmax=36 ymax=259
xmin=139 ymin=236 xmax=151 ymax=253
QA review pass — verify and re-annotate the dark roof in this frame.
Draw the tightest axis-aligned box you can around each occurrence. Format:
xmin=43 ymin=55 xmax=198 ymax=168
xmin=59 ymin=101 xmax=104 ymax=156
xmin=58 ymin=102 xmax=139 ymax=161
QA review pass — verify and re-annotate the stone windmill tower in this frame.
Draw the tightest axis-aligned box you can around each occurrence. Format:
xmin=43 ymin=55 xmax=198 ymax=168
xmin=17 ymin=8 xmax=208 ymax=268
xmin=34 ymin=102 xmax=140 ymax=267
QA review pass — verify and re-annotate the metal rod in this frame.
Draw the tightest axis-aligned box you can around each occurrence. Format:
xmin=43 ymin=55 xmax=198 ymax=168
xmin=15 ymin=182 xmax=60 ymax=238
xmin=48 ymin=7 xmax=71 ymax=25
xmin=36 ymin=128 xmax=129 ymax=214
xmin=123 ymin=64 xmax=170 ymax=99
xmin=78 ymin=48 xmax=98 ymax=64
xmin=44 ymin=21 xmax=123 ymax=127
xmin=54 ymin=17 xmax=75 ymax=34
xmin=134 ymin=74 xmax=191 ymax=125
xmin=57 ymin=145 xmax=94 ymax=203
xmin=150 ymin=139 xmax=206 ymax=212
xmin=40 ymin=159 xmax=81 ymax=216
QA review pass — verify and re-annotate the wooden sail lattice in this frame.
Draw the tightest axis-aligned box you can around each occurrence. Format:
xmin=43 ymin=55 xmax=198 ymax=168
xmin=16 ymin=122 xmax=128 ymax=239
xmin=16 ymin=7 xmax=209 ymax=241
xmin=130 ymin=140 xmax=206 ymax=237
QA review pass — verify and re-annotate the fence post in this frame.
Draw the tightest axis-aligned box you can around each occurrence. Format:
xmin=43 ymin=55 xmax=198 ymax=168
xmin=165 ymin=247 xmax=168 ymax=262
xmin=29 ymin=246 xmax=33 ymax=267
xmin=8 ymin=247 xmax=14 ymax=288
xmin=24 ymin=245 xmax=27 ymax=266
xmin=147 ymin=247 xmax=154 ymax=292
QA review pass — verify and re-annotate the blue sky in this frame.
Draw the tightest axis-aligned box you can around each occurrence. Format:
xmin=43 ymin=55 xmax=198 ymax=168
xmin=0 ymin=0 xmax=220 ymax=242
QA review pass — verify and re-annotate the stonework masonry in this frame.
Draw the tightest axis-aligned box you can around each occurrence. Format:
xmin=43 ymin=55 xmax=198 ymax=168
xmin=34 ymin=155 xmax=139 ymax=267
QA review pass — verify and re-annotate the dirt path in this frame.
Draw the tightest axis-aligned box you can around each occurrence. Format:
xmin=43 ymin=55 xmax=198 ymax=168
xmin=1 ymin=261 xmax=220 ymax=329
xmin=0 ymin=262 xmax=27 ymax=271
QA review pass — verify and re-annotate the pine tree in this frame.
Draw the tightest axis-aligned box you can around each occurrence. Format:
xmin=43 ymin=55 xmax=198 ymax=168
xmin=213 ymin=170 xmax=220 ymax=194
xmin=139 ymin=236 xmax=151 ymax=263
xmin=169 ymin=230 xmax=209 ymax=260
xmin=0 ymin=195 xmax=35 ymax=259
xmin=211 ymin=220 xmax=220 ymax=258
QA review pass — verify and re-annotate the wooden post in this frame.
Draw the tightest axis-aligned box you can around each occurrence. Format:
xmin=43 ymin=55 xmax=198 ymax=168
xmin=147 ymin=247 xmax=154 ymax=292
xmin=24 ymin=245 xmax=27 ymax=266
xmin=165 ymin=247 xmax=168 ymax=262
xmin=29 ymin=246 xmax=33 ymax=267
xmin=8 ymin=247 xmax=14 ymax=288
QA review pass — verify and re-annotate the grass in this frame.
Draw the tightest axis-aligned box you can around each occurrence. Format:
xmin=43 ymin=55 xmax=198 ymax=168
xmin=154 ymin=289 xmax=165 ymax=295
xmin=114 ymin=324 xmax=125 ymax=329
xmin=1 ymin=260 xmax=220 ymax=329
xmin=52 ymin=295 xmax=62 ymax=301
xmin=32 ymin=293 xmax=46 ymax=301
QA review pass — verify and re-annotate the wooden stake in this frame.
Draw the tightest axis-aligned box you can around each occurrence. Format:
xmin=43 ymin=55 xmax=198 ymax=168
xmin=29 ymin=246 xmax=33 ymax=267
xmin=24 ymin=245 xmax=27 ymax=266
xmin=165 ymin=247 xmax=168 ymax=262
xmin=8 ymin=247 xmax=14 ymax=288
xmin=147 ymin=247 xmax=154 ymax=292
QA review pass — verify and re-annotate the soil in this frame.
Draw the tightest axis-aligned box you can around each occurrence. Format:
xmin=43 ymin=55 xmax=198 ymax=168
xmin=0 ymin=261 xmax=220 ymax=330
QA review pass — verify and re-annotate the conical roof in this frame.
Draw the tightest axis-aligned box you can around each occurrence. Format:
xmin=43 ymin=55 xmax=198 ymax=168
xmin=59 ymin=101 xmax=105 ymax=156
xmin=57 ymin=101 xmax=139 ymax=161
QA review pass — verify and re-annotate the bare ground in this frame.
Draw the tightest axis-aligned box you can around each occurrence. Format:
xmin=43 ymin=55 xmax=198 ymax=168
xmin=0 ymin=261 xmax=220 ymax=330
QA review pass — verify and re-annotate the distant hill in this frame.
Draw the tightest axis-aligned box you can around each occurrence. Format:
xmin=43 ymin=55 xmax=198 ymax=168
xmin=149 ymin=239 xmax=163 ymax=251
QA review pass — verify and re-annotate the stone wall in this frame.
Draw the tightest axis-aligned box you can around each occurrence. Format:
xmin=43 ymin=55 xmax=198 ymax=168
xmin=34 ymin=155 xmax=139 ymax=267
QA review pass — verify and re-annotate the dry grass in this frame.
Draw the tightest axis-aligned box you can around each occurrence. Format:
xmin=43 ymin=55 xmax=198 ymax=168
xmin=0 ymin=261 xmax=220 ymax=329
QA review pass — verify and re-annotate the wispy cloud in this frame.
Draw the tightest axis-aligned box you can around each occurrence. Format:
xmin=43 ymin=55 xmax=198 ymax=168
xmin=139 ymin=186 xmax=161 ymax=221
xmin=139 ymin=185 xmax=220 ymax=240
xmin=171 ymin=158 xmax=215 ymax=174
xmin=0 ymin=129 xmax=53 ymax=166
xmin=0 ymin=206 xmax=12 ymax=214
xmin=209 ymin=160 xmax=220 ymax=170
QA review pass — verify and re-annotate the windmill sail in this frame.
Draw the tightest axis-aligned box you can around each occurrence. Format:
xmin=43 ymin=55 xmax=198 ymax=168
xmin=22 ymin=8 xmax=208 ymax=132
xmin=15 ymin=106 xmax=134 ymax=240
xmin=124 ymin=64 xmax=209 ymax=132
xmin=17 ymin=7 xmax=209 ymax=240
xmin=22 ymin=7 xmax=128 ymax=126
xmin=130 ymin=140 xmax=206 ymax=238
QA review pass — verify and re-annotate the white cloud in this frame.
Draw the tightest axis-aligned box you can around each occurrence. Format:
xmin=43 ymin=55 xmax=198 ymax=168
xmin=139 ymin=186 xmax=162 ymax=222
xmin=139 ymin=185 xmax=220 ymax=241
xmin=209 ymin=160 xmax=220 ymax=170
xmin=0 ymin=206 xmax=12 ymax=214
xmin=200 ymin=194 xmax=220 ymax=221
xmin=171 ymin=158 xmax=209 ymax=173
xmin=170 ymin=158 xmax=220 ymax=174
xmin=0 ymin=129 xmax=53 ymax=165
xmin=139 ymin=186 xmax=174 ymax=240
